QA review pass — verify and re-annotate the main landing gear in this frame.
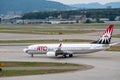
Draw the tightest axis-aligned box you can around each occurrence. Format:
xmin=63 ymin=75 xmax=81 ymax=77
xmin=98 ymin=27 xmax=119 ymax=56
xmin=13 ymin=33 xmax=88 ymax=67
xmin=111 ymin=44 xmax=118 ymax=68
xmin=69 ymin=54 xmax=73 ymax=57
xmin=31 ymin=54 xmax=34 ymax=57
xmin=63 ymin=54 xmax=73 ymax=58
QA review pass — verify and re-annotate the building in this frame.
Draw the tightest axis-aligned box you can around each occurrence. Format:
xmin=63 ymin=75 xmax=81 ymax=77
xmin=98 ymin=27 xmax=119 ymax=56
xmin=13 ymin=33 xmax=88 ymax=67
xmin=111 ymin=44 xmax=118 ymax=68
xmin=115 ymin=16 xmax=120 ymax=21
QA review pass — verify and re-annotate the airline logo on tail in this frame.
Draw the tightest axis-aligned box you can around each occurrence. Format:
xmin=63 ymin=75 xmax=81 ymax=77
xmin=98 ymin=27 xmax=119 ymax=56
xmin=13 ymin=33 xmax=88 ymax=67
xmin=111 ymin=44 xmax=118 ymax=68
xmin=92 ymin=24 xmax=114 ymax=44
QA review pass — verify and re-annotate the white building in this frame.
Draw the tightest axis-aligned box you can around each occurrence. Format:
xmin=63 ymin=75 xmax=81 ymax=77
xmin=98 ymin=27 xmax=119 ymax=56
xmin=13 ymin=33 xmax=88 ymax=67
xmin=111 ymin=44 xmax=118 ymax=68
xmin=115 ymin=16 xmax=120 ymax=21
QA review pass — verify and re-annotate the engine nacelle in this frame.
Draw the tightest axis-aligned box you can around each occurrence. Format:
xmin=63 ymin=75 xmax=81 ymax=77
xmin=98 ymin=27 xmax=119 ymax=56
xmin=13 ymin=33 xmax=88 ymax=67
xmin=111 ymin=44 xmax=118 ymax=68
xmin=46 ymin=51 xmax=56 ymax=57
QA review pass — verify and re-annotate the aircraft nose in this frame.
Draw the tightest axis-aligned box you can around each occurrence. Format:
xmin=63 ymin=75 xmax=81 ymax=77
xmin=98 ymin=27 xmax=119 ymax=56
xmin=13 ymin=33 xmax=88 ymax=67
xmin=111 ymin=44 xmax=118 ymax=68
xmin=23 ymin=48 xmax=28 ymax=53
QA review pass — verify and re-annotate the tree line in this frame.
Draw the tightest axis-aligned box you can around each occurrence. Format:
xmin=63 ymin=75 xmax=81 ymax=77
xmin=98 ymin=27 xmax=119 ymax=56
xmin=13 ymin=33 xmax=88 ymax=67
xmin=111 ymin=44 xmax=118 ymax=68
xmin=22 ymin=8 xmax=120 ymax=21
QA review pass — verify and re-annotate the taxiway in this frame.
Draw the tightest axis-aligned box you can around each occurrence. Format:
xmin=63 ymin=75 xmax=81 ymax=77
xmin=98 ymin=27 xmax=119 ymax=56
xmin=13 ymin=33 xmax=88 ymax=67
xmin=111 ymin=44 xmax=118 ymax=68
xmin=0 ymin=45 xmax=120 ymax=80
xmin=0 ymin=27 xmax=120 ymax=80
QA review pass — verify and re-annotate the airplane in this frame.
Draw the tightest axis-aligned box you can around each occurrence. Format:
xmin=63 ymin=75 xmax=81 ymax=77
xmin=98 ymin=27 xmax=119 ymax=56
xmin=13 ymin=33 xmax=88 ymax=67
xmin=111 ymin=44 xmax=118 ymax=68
xmin=23 ymin=24 xmax=117 ymax=58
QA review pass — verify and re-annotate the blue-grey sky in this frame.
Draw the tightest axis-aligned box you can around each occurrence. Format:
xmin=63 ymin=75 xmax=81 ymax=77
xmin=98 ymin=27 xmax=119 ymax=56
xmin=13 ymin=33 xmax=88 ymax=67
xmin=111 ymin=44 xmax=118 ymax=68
xmin=51 ymin=0 xmax=120 ymax=4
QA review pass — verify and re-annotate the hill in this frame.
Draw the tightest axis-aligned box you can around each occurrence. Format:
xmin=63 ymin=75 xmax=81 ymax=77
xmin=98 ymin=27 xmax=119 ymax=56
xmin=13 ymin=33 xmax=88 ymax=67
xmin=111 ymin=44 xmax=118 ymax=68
xmin=0 ymin=0 xmax=72 ymax=14
xmin=70 ymin=2 xmax=120 ymax=9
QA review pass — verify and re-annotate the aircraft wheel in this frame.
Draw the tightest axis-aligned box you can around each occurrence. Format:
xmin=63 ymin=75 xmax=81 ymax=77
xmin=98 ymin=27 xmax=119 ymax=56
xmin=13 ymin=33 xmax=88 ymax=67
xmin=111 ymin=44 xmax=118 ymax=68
xmin=0 ymin=68 xmax=2 ymax=72
xmin=31 ymin=54 xmax=34 ymax=57
xmin=63 ymin=54 xmax=67 ymax=58
xmin=69 ymin=54 xmax=73 ymax=57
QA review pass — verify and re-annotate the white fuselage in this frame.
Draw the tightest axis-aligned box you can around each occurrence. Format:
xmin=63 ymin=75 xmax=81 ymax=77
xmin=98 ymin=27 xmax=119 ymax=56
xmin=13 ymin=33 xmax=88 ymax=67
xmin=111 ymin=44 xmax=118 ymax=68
xmin=23 ymin=24 xmax=114 ymax=57
xmin=24 ymin=43 xmax=110 ymax=55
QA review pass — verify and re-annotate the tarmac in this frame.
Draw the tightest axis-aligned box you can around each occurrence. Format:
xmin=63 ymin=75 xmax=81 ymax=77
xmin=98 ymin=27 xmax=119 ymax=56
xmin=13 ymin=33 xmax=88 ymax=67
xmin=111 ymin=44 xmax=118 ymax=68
xmin=0 ymin=48 xmax=120 ymax=80
xmin=0 ymin=27 xmax=120 ymax=80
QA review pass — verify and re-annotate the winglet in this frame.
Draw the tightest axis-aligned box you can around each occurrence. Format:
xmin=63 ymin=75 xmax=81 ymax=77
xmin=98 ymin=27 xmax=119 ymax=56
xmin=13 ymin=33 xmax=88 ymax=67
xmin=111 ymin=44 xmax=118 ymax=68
xmin=58 ymin=43 xmax=62 ymax=49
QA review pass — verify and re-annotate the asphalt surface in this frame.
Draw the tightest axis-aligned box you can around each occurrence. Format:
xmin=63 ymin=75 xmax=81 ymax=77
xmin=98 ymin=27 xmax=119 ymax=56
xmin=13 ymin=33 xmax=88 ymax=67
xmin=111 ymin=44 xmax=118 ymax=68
xmin=0 ymin=47 xmax=120 ymax=80
xmin=0 ymin=28 xmax=120 ymax=80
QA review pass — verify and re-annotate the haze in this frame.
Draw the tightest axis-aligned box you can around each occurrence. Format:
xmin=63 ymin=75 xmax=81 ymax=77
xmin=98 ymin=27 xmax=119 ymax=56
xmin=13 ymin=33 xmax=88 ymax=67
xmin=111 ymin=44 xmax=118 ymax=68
xmin=51 ymin=0 xmax=120 ymax=4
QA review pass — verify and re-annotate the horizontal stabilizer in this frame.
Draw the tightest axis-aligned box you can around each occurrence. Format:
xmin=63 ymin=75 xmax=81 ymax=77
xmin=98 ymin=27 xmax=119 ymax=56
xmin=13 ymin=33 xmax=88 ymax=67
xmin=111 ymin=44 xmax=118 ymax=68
xmin=110 ymin=42 xmax=120 ymax=46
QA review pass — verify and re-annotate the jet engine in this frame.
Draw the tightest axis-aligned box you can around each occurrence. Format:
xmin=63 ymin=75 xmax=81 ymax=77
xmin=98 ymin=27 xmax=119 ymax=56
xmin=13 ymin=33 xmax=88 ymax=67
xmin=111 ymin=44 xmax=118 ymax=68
xmin=46 ymin=51 xmax=56 ymax=57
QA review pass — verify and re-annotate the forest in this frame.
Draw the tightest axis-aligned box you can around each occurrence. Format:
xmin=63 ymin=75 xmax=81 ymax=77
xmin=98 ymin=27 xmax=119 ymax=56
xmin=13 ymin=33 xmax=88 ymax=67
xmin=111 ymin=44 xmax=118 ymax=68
xmin=22 ymin=8 xmax=120 ymax=21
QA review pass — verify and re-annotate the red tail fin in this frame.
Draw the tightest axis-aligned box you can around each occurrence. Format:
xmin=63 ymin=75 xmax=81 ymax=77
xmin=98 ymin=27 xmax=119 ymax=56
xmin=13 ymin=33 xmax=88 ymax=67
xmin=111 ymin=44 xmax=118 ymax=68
xmin=92 ymin=24 xmax=114 ymax=44
xmin=102 ymin=24 xmax=114 ymax=36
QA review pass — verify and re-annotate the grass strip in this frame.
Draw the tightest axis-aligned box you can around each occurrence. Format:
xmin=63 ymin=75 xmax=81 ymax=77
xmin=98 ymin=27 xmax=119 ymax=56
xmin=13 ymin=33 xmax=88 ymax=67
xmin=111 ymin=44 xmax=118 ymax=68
xmin=0 ymin=69 xmax=78 ymax=77
xmin=0 ymin=62 xmax=79 ymax=67
xmin=106 ymin=46 xmax=120 ymax=51
xmin=0 ymin=62 xmax=79 ymax=77
xmin=0 ymin=28 xmax=97 ymax=34
xmin=113 ymin=34 xmax=120 ymax=38
xmin=0 ymin=23 xmax=120 ymax=27
xmin=0 ymin=39 xmax=94 ymax=43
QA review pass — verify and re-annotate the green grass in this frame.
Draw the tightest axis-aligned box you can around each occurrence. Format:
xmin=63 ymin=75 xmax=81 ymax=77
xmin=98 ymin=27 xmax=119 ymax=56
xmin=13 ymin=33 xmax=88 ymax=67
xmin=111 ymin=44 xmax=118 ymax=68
xmin=113 ymin=34 xmax=120 ymax=38
xmin=0 ymin=62 xmax=79 ymax=67
xmin=0 ymin=69 xmax=78 ymax=77
xmin=0 ymin=62 xmax=79 ymax=77
xmin=0 ymin=39 xmax=94 ymax=43
xmin=1 ymin=23 xmax=117 ymax=35
xmin=0 ymin=23 xmax=120 ymax=27
xmin=0 ymin=28 xmax=98 ymax=34
xmin=106 ymin=46 xmax=120 ymax=51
